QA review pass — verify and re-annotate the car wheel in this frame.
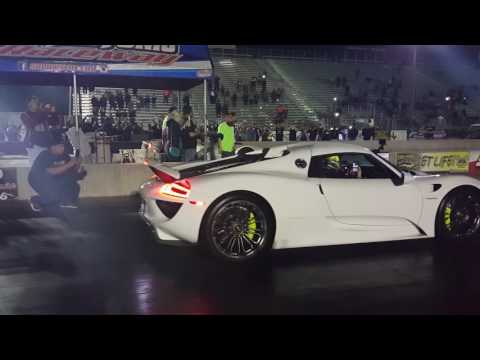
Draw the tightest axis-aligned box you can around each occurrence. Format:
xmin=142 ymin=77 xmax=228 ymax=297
xmin=435 ymin=187 xmax=480 ymax=246
xmin=201 ymin=192 xmax=275 ymax=264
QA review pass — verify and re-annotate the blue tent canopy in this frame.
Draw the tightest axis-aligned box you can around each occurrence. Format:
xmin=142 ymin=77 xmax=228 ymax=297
xmin=0 ymin=45 xmax=212 ymax=91
xmin=0 ymin=45 xmax=214 ymax=159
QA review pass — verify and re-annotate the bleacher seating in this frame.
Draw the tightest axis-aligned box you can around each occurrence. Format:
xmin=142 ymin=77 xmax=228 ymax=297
xmin=77 ymin=54 xmax=480 ymax=132
xmin=272 ymin=60 xmax=396 ymax=109
xmin=207 ymin=57 xmax=308 ymax=128
xmin=416 ymin=62 xmax=480 ymax=110
xmin=79 ymin=88 xmax=179 ymax=129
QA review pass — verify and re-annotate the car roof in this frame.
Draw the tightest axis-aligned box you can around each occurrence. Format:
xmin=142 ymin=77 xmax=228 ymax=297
xmin=286 ymin=142 xmax=372 ymax=157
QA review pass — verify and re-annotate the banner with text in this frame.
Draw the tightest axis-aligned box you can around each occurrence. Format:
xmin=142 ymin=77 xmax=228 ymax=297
xmin=396 ymin=152 xmax=469 ymax=173
xmin=0 ymin=45 xmax=212 ymax=80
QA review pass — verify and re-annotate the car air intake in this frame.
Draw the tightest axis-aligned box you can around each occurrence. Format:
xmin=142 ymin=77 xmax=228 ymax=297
xmin=433 ymin=184 xmax=442 ymax=192
xmin=156 ymin=200 xmax=182 ymax=219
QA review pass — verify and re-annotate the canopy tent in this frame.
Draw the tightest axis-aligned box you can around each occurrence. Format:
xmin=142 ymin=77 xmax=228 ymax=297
xmin=0 ymin=45 xmax=212 ymax=89
xmin=0 ymin=70 xmax=206 ymax=90
xmin=0 ymin=45 xmax=213 ymax=159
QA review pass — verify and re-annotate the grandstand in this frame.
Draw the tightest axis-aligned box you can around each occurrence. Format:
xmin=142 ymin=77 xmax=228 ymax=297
xmin=77 ymin=48 xmax=480 ymax=132
xmin=79 ymin=88 xmax=175 ymax=128
xmin=207 ymin=57 xmax=307 ymax=128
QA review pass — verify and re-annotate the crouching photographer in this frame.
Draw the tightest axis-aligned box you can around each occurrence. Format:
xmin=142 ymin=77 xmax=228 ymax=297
xmin=28 ymin=130 xmax=87 ymax=212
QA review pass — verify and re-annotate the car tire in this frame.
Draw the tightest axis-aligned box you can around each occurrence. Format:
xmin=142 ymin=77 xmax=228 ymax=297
xmin=200 ymin=192 xmax=275 ymax=264
xmin=435 ymin=186 xmax=480 ymax=249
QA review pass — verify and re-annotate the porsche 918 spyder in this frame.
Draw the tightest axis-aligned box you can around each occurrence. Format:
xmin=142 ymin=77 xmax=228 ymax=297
xmin=139 ymin=143 xmax=480 ymax=263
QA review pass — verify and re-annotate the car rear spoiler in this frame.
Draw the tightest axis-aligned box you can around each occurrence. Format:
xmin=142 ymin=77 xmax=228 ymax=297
xmin=146 ymin=149 xmax=270 ymax=182
xmin=146 ymin=146 xmax=290 ymax=182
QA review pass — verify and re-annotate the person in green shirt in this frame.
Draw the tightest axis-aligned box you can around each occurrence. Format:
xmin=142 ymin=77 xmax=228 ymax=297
xmin=217 ymin=112 xmax=236 ymax=158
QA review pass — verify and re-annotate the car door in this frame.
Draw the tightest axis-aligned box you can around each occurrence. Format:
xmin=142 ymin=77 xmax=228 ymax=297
xmin=308 ymin=152 xmax=422 ymax=226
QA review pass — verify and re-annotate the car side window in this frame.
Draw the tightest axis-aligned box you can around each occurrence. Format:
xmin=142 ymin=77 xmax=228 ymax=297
xmin=308 ymin=153 xmax=392 ymax=179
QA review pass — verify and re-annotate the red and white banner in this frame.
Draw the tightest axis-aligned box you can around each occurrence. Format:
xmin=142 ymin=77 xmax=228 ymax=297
xmin=0 ymin=45 xmax=183 ymax=65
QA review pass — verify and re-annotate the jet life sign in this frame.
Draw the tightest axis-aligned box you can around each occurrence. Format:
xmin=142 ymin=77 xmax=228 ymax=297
xmin=0 ymin=45 xmax=182 ymax=65
xmin=396 ymin=151 xmax=470 ymax=173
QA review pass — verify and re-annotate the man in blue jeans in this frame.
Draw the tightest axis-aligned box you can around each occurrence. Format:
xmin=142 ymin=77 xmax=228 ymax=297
xmin=28 ymin=131 xmax=87 ymax=212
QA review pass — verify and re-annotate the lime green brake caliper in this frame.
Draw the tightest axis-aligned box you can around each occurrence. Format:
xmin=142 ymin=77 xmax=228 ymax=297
xmin=246 ymin=212 xmax=257 ymax=241
xmin=444 ymin=206 xmax=453 ymax=231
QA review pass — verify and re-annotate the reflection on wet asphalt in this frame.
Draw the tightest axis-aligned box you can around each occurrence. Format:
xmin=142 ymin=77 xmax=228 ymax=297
xmin=1 ymin=197 xmax=480 ymax=314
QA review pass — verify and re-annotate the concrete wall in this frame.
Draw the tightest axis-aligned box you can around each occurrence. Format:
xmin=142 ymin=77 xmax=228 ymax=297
xmin=15 ymin=163 xmax=152 ymax=200
xmin=6 ymin=139 xmax=480 ymax=200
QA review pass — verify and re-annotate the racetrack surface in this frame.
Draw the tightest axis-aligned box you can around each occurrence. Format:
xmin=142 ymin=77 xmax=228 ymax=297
xmin=1 ymin=197 xmax=480 ymax=315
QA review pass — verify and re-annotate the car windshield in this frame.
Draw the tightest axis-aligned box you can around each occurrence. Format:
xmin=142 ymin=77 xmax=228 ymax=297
xmin=372 ymin=153 xmax=403 ymax=177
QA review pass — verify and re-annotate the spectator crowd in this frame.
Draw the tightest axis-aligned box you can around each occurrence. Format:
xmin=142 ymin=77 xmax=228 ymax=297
xmin=0 ymin=98 xmax=62 ymax=143
xmin=234 ymin=124 xmax=370 ymax=142
xmin=208 ymin=73 xmax=287 ymax=123
xmin=329 ymin=67 xmax=408 ymax=121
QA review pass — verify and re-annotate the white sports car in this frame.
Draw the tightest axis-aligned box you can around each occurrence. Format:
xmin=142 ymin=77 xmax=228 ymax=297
xmin=139 ymin=143 xmax=480 ymax=263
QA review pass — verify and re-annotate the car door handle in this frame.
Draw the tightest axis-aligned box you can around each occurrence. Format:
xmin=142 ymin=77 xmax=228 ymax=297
xmin=318 ymin=184 xmax=324 ymax=195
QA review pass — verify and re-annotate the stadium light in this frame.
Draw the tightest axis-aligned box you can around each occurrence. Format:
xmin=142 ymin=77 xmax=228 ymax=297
xmin=445 ymin=96 xmax=451 ymax=102
xmin=219 ymin=60 xmax=234 ymax=66
xmin=333 ymin=97 xmax=337 ymax=102
xmin=334 ymin=112 xmax=340 ymax=117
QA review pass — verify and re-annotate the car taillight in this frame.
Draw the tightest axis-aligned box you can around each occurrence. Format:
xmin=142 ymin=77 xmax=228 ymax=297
xmin=158 ymin=179 xmax=191 ymax=199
